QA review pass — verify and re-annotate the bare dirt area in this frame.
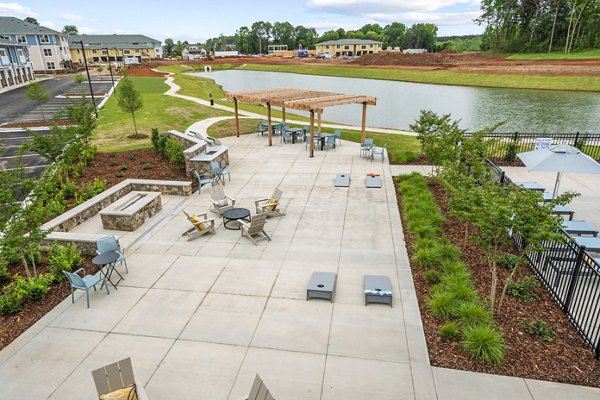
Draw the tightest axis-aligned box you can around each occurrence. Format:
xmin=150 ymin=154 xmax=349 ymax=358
xmin=124 ymin=65 xmax=168 ymax=77
xmin=395 ymin=178 xmax=600 ymax=388
xmin=150 ymin=51 xmax=600 ymax=77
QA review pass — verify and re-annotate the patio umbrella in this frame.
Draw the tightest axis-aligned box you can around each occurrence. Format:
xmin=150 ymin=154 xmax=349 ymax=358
xmin=517 ymin=144 xmax=600 ymax=198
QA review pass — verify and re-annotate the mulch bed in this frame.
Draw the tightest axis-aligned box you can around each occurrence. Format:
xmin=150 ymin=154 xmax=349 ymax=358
xmin=0 ymin=148 xmax=193 ymax=352
xmin=0 ymin=120 xmax=71 ymax=128
xmin=395 ymin=178 xmax=600 ymax=388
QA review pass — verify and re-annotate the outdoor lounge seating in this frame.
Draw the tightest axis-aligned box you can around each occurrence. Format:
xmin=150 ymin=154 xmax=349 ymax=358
xmin=194 ymin=169 xmax=214 ymax=193
xmin=182 ymin=210 xmax=216 ymax=241
xmin=63 ymin=268 xmax=108 ymax=308
xmin=92 ymin=358 xmax=149 ymax=400
xmin=96 ymin=235 xmax=128 ymax=273
xmin=255 ymin=188 xmax=286 ymax=217
xmin=239 ymin=374 xmax=275 ymax=400
xmin=240 ymin=212 xmax=271 ymax=245
xmin=209 ymin=184 xmax=236 ymax=216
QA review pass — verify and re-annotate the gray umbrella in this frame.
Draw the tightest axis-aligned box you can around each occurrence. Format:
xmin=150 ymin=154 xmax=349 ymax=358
xmin=517 ymin=144 xmax=600 ymax=198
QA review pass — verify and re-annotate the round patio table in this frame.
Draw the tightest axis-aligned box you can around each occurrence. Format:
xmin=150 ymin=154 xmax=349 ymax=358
xmin=223 ymin=207 xmax=251 ymax=230
xmin=92 ymin=251 xmax=122 ymax=290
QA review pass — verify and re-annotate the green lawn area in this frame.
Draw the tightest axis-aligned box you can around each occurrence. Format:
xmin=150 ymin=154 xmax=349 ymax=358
xmin=94 ymin=76 xmax=228 ymax=152
xmin=507 ymin=49 xmax=600 ymax=61
xmin=239 ymin=63 xmax=600 ymax=92
xmin=207 ymin=118 xmax=263 ymax=137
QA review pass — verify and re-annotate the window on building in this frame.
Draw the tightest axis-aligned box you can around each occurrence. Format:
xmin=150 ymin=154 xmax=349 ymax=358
xmin=76 ymin=49 xmax=80 ymax=54
xmin=370 ymin=44 xmax=374 ymax=48
xmin=102 ymin=50 xmax=108 ymax=55
xmin=124 ymin=50 xmax=131 ymax=55
xmin=325 ymin=45 xmax=329 ymax=49
xmin=40 ymin=35 xmax=50 ymax=43
xmin=344 ymin=45 xmax=349 ymax=50
xmin=17 ymin=35 xmax=26 ymax=43
xmin=0 ymin=35 xmax=9 ymax=40
xmin=336 ymin=45 xmax=340 ymax=49
xmin=43 ymin=48 xmax=53 ymax=56
xmin=0 ymin=49 xmax=6 ymax=57
xmin=47 ymin=62 xmax=56 ymax=69
xmin=92 ymin=49 xmax=97 ymax=54
xmin=362 ymin=45 xmax=366 ymax=49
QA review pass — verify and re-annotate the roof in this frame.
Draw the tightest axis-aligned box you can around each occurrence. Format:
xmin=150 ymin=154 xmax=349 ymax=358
xmin=68 ymin=34 xmax=161 ymax=49
xmin=317 ymin=39 xmax=382 ymax=46
xmin=0 ymin=16 xmax=61 ymax=35
xmin=226 ymin=88 xmax=377 ymax=113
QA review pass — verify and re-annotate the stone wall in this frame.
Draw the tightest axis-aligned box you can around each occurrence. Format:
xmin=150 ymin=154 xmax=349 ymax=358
xmin=189 ymin=150 xmax=230 ymax=175
xmin=166 ymin=130 xmax=206 ymax=177
xmin=100 ymin=192 xmax=162 ymax=231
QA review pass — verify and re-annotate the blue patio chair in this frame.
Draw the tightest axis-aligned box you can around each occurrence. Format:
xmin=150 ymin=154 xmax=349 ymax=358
xmin=194 ymin=170 xmax=214 ymax=193
xmin=371 ymin=143 xmax=387 ymax=162
xmin=333 ymin=130 xmax=342 ymax=146
xmin=96 ymin=235 xmax=128 ymax=273
xmin=211 ymin=160 xmax=230 ymax=184
xmin=302 ymin=126 xmax=309 ymax=142
xmin=258 ymin=121 xmax=268 ymax=135
xmin=324 ymin=135 xmax=336 ymax=150
xmin=360 ymin=138 xmax=374 ymax=158
xmin=281 ymin=127 xmax=292 ymax=143
xmin=63 ymin=268 xmax=109 ymax=308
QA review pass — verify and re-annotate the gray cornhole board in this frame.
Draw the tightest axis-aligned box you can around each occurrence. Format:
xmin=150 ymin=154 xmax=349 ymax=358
xmin=366 ymin=175 xmax=382 ymax=188
xmin=307 ymin=272 xmax=337 ymax=302
xmin=335 ymin=173 xmax=351 ymax=187
xmin=364 ymin=275 xmax=392 ymax=307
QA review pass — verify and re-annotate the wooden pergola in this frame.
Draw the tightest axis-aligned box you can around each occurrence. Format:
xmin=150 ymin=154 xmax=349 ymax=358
xmin=226 ymin=88 xmax=377 ymax=157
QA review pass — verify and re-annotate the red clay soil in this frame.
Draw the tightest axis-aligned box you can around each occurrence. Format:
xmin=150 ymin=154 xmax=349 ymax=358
xmin=1 ymin=120 xmax=72 ymax=128
xmin=395 ymin=179 xmax=600 ymax=388
xmin=0 ymin=148 xmax=193 ymax=352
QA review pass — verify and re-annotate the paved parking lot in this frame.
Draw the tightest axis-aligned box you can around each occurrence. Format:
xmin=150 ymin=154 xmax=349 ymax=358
xmin=0 ymin=128 xmax=49 ymax=177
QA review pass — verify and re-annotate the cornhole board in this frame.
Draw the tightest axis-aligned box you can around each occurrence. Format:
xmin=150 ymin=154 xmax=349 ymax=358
xmin=335 ymin=173 xmax=351 ymax=187
xmin=364 ymin=275 xmax=393 ymax=307
xmin=307 ymin=272 xmax=337 ymax=302
xmin=366 ymin=175 xmax=382 ymax=188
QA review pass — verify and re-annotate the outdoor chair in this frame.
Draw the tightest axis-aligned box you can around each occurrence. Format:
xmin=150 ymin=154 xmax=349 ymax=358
xmin=281 ymin=127 xmax=292 ymax=143
xmin=255 ymin=187 xmax=286 ymax=218
xmin=194 ymin=170 xmax=214 ymax=193
xmin=237 ymin=374 xmax=275 ymax=400
xmin=371 ymin=143 xmax=387 ymax=162
xmin=96 ymin=235 xmax=128 ymax=273
xmin=181 ymin=210 xmax=216 ymax=241
xmin=324 ymin=135 xmax=336 ymax=150
xmin=92 ymin=358 xmax=149 ymax=400
xmin=211 ymin=161 xmax=230 ymax=185
xmin=333 ymin=129 xmax=342 ymax=146
xmin=63 ymin=268 xmax=108 ymax=308
xmin=360 ymin=138 xmax=374 ymax=158
xmin=209 ymin=184 xmax=236 ymax=216
xmin=240 ymin=213 xmax=271 ymax=246
xmin=302 ymin=126 xmax=309 ymax=142
xmin=258 ymin=122 xmax=268 ymax=136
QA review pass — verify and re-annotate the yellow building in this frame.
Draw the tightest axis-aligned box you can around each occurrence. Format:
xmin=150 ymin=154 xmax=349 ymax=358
xmin=315 ymin=39 xmax=382 ymax=58
xmin=67 ymin=34 xmax=162 ymax=64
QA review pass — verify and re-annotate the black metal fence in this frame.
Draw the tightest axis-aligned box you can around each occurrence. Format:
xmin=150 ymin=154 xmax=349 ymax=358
xmin=486 ymin=159 xmax=600 ymax=359
xmin=467 ymin=132 xmax=600 ymax=166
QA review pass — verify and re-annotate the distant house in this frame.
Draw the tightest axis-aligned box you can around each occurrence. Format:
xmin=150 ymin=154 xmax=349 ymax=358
xmin=403 ymin=49 xmax=427 ymax=54
xmin=315 ymin=39 xmax=382 ymax=58
xmin=182 ymin=44 xmax=206 ymax=60
xmin=0 ymin=16 xmax=71 ymax=72
xmin=67 ymin=34 xmax=162 ymax=65
xmin=0 ymin=38 xmax=34 ymax=90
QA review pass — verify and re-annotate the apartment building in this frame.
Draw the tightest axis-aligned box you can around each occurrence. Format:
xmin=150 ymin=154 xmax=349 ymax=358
xmin=315 ymin=39 xmax=383 ymax=58
xmin=68 ymin=34 xmax=162 ymax=64
xmin=0 ymin=38 xmax=34 ymax=89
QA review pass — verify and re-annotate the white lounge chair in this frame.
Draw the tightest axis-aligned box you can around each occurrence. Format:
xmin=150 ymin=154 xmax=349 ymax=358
xmin=209 ymin=184 xmax=236 ymax=216
xmin=181 ymin=210 xmax=216 ymax=241
xmin=240 ymin=213 xmax=271 ymax=246
xmin=255 ymin=188 xmax=285 ymax=218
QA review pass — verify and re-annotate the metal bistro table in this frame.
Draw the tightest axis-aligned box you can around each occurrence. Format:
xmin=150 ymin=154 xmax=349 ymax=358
xmin=223 ymin=207 xmax=251 ymax=230
xmin=285 ymin=127 xmax=303 ymax=144
xmin=318 ymin=133 xmax=334 ymax=151
xmin=572 ymin=236 xmax=600 ymax=253
xmin=562 ymin=220 xmax=599 ymax=237
xmin=92 ymin=251 xmax=123 ymax=290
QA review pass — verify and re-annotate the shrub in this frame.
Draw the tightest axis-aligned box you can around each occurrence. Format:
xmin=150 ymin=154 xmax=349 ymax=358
xmin=62 ymin=181 xmax=78 ymax=199
xmin=142 ymin=162 xmax=153 ymax=170
xmin=116 ymin=171 xmax=125 ymax=177
xmin=48 ymin=243 xmax=82 ymax=281
xmin=444 ymin=280 xmax=478 ymax=302
xmin=504 ymin=142 xmax=519 ymax=162
xmin=22 ymin=274 xmax=52 ymax=301
xmin=0 ymin=291 xmax=22 ymax=314
xmin=424 ymin=270 xmax=441 ymax=284
xmin=151 ymin=127 xmax=161 ymax=150
xmin=507 ymin=275 xmax=539 ymax=302
xmin=127 ymin=153 xmax=136 ymax=160
xmin=440 ymin=260 xmax=466 ymax=274
xmin=75 ymin=178 xmax=107 ymax=205
xmin=521 ymin=318 xmax=555 ymax=342
xmin=495 ymin=253 xmax=520 ymax=270
xmin=428 ymin=291 xmax=459 ymax=319
xmin=458 ymin=301 xmax=492 ymax=327
xmin=462 ymin=324 xmax=504 ymax=364
xmin=0 ymin=274 xmax=52 ymax=314
xmin=118 ymin=165 xmax=128 ymax=171
xmin=164 ymin=137 xmax=185 ymax=165
xmin=439 ymin=322 xmax=460 ymax=339
xmin=0 ymin=259 xmax=9 ymax=282
xmin=394 ymin=150 xmax=419 ymax=164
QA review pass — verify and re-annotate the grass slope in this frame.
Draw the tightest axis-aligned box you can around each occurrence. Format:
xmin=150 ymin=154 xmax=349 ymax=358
xmin=507 ymin=49 xmax=600 ymax=61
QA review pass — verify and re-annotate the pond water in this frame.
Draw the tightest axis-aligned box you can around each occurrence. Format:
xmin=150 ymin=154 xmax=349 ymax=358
xmin=192 ymin=70 xmax=600 ymax=133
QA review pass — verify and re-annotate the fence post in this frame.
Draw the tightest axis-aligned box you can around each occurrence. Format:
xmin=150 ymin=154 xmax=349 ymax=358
xmin=500 ymin=170 xmax=505 ymax=184
xmin=563 ymin=245 xmax=585 ymax=312
xmin=574 ymin=132 xmax=580 ymax=148
xmin=595 ymin=335 xmax=600 ymax=360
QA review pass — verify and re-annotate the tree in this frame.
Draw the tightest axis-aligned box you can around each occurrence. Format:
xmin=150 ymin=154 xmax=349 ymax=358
xmin=96 ymin=65 xmax=103 ymax=81
xmin=62 ymin=25 xmax=78 ymax=35
xmin=116 ymin=77 xmax=143 ymax=135
xmin=383 ymin=22 xmax=406 ymax=49
xmin=404 ymin=23 xmax=438 ymax=51
xmin=25 ymin=82 xmax=50 ymax=121
xmin=272 ymin=21 xmax=295 ymax=48
xmin=235 ymin=27 xmax=251 ymax=54
xmin=24 ymin=17 xmax=39 ymax=25
xmin=164 ymin=38 xmax=174 ymax=56
xmin=74 ymin=73 xmax=84 ymax=84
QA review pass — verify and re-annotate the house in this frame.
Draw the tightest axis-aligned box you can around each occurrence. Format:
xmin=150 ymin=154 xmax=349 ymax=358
xmin=315 ymin=39 xmax=383 ymax=58
xmin=182 ymin=44 xmax=206 ymax=60
xmin=0 ymin=16 xmax=71 ymax=72
xmin=67 ymin=34 xmax=162 ymax=65
xmin=0 ymin=37 xmax=34 ymax=90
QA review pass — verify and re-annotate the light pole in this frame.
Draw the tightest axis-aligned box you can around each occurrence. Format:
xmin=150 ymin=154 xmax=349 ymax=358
xmin=105 ymin=48 xmax=115 ymax=89
xmin=76 ymin=40 xmax=98 ymax=117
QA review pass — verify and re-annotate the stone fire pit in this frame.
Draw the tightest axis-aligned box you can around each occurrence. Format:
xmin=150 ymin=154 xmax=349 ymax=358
xmin=100 ymin=191 xmax=162 ymax=231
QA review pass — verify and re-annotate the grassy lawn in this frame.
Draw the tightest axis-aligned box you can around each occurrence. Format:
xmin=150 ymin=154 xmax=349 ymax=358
xmin=507 ymin=49 xmax=600 ymax=61
xmin=207 ymin=118 xmax=263 ymax=137
xmin=94 ymin=76 xmax=228 ymax=152
xmin=239 ymin=63 xmax=600 ymax=92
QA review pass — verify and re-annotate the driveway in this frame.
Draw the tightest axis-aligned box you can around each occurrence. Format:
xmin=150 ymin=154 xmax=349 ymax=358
xmin=0 ymin=129 xmax=49 ymax=177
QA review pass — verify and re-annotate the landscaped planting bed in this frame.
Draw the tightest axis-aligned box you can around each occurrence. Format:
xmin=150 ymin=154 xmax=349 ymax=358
xmin=396 ymin=174 xmax=600 ymax=387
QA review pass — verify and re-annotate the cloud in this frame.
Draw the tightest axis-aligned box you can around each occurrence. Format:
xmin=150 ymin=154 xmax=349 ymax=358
xmin=40 ymin=20 xmax=56 ymax=29
xmin=306 ymin=0 xmax=480 ymax=26
xmin=301 ymin=21 xmax=359 ymax=31
xmin=78 ymin=26 xmax=96 ymax=34
xmin=59 ymin=13 xmax=84 ymax=22
xmin=0 ymin=2 xmax=36 ymax=17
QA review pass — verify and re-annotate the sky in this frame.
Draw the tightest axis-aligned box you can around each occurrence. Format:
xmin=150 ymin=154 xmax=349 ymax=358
xmin=0 ymin=0 xmax=484 ymax=42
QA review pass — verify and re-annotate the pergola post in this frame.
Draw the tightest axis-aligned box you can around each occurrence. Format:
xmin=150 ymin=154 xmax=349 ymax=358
xmin=234 ymin=98 xmax=240 ymax=137
xmin=282 ymin=107 xmax=286 ymax=122
xmin=317 ymin=112 xmax=322 ymax=133
xmin=309 ymin=110 xmax=315 ymax=158
xmin=361 ymin=102 xmax=367 ymax=143
xmin=267 ymin=103 xmax=273 ymax=147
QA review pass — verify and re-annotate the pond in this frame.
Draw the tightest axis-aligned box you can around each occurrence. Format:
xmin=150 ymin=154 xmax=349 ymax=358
xmin=192 ymin=70 xmax=600 ymax=133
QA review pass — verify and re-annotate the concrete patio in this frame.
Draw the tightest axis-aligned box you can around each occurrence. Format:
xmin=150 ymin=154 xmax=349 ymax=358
xmin=0 ymin=134 xmax=599 ymax=399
